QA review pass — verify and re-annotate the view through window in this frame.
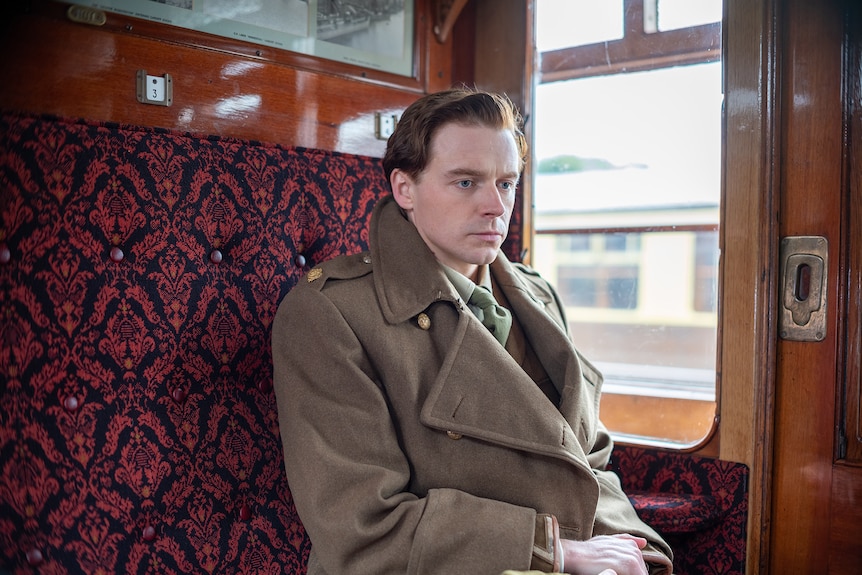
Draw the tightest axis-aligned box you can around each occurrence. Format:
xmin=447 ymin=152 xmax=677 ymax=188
xmin=533 ymin=0 xmax=722 ymax=445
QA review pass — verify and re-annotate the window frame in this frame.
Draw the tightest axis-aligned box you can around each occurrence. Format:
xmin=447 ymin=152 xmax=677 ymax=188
xmin=533 ymin=0 xmax=722 ymax=448
xmin=539 ymin=0 xmax=721 ymax=83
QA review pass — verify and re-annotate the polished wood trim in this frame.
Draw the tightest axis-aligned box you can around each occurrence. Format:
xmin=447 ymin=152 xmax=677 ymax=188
xmin=539 ymin=0 xmax=720 ymax=83
xmin=433 ymin=0 xmax=469 ymax=43
xmin=536 ymin=224 xmax=719 ymax=236
xmin=0 ymin=0 xmax=431 ymax=156
xmin=601 ymin=395 xmax=717 ymax=446
xmin=829 ymin=462 xmax=862 ymax=572
xmin=720 ymin=0 xmax=780 ymax=572
xmin=540 ymin=23 xmax=721 ymax=83
xmin=769 ymin=0 xmax=845 ymax=572
xmin=841 ymin=0 xmax=862 ymax=465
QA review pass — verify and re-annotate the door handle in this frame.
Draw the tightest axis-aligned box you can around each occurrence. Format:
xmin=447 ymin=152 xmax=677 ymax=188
xmin=779 ymin=236 xmax=828 ymax=341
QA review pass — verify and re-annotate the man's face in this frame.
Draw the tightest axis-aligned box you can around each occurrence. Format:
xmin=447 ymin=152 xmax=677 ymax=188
xmin=390 ymin=122 xmax=520 ymax=281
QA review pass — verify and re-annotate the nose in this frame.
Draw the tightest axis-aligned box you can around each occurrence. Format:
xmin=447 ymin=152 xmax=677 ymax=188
xmin=478 ymin=183 xmax=506 ymax=217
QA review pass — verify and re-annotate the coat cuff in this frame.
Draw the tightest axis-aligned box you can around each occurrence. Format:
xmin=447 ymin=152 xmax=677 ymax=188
xmin=643 ymin=545 xmax=674 ymax=575
xmin=530 ymin=514 xmax=564 ymax=573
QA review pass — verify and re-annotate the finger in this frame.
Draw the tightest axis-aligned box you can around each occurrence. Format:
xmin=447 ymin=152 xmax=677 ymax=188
xmin=610 ymin=533 xmax=648 ymax=548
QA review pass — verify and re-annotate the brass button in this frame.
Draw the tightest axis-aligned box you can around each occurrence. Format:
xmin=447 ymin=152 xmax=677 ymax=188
xmin=446 ymin=431 xmax=462 ymax=440
xmin=417 ymin=313 xmax=431 ymax=330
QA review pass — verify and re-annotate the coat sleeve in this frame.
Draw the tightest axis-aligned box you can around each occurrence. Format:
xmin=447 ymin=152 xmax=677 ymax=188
xmin=587 ymin=422 xmax=674 ymax=573
xmin=526 ymin=270 xmax=674 ymax=573
xmin=272 ymin=283 xmax=538 ymax=575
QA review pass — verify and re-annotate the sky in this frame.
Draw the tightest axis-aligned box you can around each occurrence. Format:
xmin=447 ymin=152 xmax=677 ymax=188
xmin=533 ymin=0 xmax=723 ymax=213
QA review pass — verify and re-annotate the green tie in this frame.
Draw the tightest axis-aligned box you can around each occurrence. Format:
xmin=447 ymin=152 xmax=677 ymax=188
xmin=468 ymin=286 xmax=512 ymax=346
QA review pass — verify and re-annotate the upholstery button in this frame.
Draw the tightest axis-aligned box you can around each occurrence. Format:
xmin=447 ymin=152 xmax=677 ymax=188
xmin=240 ymin=503 xmax=252 ymax=521
xmin=294 ymin=254 xmax=306 ymax=268
xmin=446 ymin=431 xmax=462 ymax=440
xmin=63 ymin=396 xmax=79 ymax=412
xmin=109 ymin=246 xmax=124 ymax=262
xmin=142 ymin=525 xmax=157 ymax=542
xmin=0 ymin=243 xmax=10 ymax=264
xmin=209 ymin=249 xmax=223 ymax=264
xmin=171 ymin=388 xmax=187 ymax=403
xmin=26 ymin=548 xmax=43 ymax=566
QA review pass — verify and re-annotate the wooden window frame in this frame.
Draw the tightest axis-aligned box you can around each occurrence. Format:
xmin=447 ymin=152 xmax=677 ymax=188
xmin=538 ymin=0 xmax=721 ymax=83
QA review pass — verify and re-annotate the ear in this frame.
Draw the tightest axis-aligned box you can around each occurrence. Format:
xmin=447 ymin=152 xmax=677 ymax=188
xmin=390 ymin=169 xmax=415 ymax=211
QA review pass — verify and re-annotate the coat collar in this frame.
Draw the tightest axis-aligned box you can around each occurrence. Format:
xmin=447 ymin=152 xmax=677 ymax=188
xmin=369 ymin=195 xmax=599 ymax=464
xmin=369 ymin=195 xmax=461 ymax=324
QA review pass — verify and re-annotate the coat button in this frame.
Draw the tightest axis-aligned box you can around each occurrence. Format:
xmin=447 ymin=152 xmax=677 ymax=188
xmin=446 ymin=431 xmax=462 ymax=440
xmin=362 ymin=254 xmax=371 ymax=264
xmin=417 ymin=313 xmax=431 ymax=330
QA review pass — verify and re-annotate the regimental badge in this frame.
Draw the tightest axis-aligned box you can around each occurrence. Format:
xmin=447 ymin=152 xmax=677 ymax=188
xmin=307 ymin=268 xmax=323 ymax=282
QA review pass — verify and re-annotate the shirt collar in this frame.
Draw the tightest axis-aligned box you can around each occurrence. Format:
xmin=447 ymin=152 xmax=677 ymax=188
xmin=442 ymin=264 xmax=492 ymax=304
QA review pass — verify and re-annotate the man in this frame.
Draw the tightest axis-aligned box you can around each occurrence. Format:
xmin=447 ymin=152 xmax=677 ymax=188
xmin=272 ymin=88 xmax=673 ymax=575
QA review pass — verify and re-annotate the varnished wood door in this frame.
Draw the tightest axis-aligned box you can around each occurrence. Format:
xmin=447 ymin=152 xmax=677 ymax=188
xmin=769 ymin=0 xmax=862 ymax=572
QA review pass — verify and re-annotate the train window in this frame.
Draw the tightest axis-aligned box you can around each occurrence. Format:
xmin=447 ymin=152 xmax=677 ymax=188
xmin=534 ymin=0 xmax=722 ymax=446
xmin=656 ymin=0 xmax=723 ymax=31
xmin=536 ymin=0 xmax=624 ymax=52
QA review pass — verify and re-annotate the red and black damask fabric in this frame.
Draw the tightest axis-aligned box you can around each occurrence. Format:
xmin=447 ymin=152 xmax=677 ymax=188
xmin=609 ymin=444 xmax=750 ymax=575
xmin=0 ymin=111 xmax=398 ymax=574
xmin=0 ymin=111 xmax=744 ymax=575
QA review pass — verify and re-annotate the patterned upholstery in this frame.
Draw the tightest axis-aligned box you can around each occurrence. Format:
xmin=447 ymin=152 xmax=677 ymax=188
xmin=0 ymin=111 xmax=744 ymax=575
xmin=0 ymin=111 xmax=393 ymax=573
xmin=609 ymin=444 xmax=750 ymax=575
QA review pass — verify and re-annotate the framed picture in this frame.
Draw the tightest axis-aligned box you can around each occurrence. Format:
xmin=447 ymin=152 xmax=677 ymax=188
xmin=65 ymin=0 xmax=415 ymax=77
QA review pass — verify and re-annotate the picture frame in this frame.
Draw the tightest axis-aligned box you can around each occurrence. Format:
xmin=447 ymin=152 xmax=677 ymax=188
xmin=64 ymin=0 xmax=415 ymax=77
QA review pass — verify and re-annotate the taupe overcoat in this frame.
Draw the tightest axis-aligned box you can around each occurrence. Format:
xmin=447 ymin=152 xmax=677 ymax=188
xmin=273 ymin=196 xmax=672 ymax=575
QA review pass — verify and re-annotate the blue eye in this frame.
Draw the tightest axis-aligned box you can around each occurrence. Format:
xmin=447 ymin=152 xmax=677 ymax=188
xmin=457 ymin=180 xmax=473 ymax=189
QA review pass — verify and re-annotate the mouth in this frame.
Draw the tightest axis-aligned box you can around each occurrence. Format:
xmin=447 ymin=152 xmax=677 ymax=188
xmin=471 ymin=231 xmax=504 ymax=242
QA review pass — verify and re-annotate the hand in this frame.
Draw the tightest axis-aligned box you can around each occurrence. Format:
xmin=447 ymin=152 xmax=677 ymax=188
xmin=560 ymin=534 xmax=648 ymax=575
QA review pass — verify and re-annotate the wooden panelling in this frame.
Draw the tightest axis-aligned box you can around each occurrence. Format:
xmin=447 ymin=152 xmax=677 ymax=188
xmin=829 ymin=463 xmax=862 ymax=572
xmin=600 ymin=395 xmax=717 ymax=446
xmin=0 ymin=0 xmax=433 ymax=156
xmin=770 ymin=0 xmax=846 ymax=572
xmin=720 ymin=1 xmax=779 ymax=570
xmin=842 ymin=0 xmax=862 ymax=467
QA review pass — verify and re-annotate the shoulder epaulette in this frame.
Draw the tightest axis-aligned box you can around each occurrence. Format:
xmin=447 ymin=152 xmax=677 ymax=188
xmin=302 ymin=251 xmax=373 ymax=290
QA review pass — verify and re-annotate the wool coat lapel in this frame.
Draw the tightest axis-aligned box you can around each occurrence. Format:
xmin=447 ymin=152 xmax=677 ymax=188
xmin=371 ymin=195 xmax=597 ymax=472
xmin=491 ymin=257 xmax=603 ymax=450
xmin=418 ymin=313 xmax=592 ymax=472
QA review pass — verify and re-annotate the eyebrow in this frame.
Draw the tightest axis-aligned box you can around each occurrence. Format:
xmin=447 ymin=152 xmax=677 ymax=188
xmin=444 ymin=167 xmax=520 ymax=180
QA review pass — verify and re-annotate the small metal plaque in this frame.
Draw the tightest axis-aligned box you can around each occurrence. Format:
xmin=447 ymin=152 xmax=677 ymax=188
xmin=66 ymin=5 xmax=107 ymax=26
xmin=779 ymin=236 xmax=828 ymax=341
xmin=136 ymin=70 xmax=173 ymax=107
